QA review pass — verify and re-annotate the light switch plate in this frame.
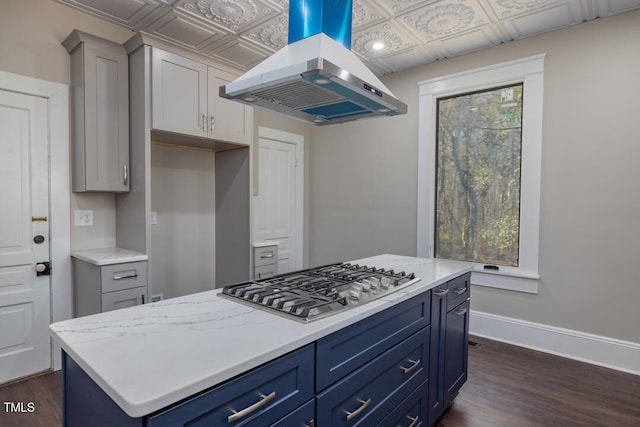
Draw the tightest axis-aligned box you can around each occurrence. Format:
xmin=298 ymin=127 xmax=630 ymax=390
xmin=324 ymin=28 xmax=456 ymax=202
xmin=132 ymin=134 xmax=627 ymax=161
xmin=74 ymin=210 xmax=93 ymax=226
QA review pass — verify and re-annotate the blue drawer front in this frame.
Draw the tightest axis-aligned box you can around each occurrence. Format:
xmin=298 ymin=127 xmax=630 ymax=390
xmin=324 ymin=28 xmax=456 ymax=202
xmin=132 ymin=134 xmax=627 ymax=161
xmin=270 ymin=398 xmax=314 ymax=427
xmin=316 ymin=292 xmax=430 ymax=392
xmin=147 ymin=345 xmax=314 ymax=427
xmin=377 ymin=380 xmax=428 ymax=427
xmin=316 ymin=326 xmax=430 ymax=426
xmin=446 ymin=273 xmax=470 ymax=312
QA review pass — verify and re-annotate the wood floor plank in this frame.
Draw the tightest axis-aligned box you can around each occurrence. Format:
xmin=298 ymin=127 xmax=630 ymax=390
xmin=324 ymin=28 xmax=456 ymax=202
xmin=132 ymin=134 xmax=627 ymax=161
xmin=1 ymin=336 xmax=638 ymax=426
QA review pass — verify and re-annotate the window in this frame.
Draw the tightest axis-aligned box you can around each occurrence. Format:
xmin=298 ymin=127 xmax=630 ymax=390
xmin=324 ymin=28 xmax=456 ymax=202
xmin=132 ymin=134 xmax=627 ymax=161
xmin=417 ymin=55 xmax=544 ymax=293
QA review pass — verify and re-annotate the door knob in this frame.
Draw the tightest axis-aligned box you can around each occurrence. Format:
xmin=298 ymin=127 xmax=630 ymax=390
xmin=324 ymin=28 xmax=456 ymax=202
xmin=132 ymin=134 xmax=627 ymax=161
xmin=35 ymin=262 xmax=51 ymax=276
xmin=34 ymin=235 xmax=45 ymax=244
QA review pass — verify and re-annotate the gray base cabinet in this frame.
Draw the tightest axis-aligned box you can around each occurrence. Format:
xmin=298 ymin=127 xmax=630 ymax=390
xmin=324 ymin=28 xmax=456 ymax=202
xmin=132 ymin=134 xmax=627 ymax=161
xmin=72 ymin=259 xmax=148 ymax=317
xmin=62 ymin=277 xmax=470 ymax=426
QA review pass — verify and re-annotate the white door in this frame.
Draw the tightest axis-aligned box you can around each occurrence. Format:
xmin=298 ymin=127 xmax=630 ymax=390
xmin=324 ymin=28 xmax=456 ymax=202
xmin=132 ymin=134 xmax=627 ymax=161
xmin=254 ymin=138 xmax=298 ymax=274
xmin=0 ymin=90 xmax=51 ymax=383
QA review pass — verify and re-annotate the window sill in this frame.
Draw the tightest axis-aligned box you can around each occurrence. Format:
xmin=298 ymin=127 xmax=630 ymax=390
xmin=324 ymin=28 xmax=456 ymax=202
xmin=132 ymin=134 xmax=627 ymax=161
xmin=471 ymin=269 xmax=539 ymax=294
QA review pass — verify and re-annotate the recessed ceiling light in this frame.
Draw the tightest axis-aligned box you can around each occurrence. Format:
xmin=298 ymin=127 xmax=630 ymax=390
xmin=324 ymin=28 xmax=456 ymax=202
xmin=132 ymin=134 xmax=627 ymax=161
xmin=372 ymin=41 xmax=385 ymax=51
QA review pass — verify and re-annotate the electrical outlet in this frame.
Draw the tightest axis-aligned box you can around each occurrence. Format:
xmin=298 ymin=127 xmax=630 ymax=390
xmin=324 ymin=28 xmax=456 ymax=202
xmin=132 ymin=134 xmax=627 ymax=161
xmin=74 ymin=210 xmax=93 ymax=226
xmin=151 ymin=293 xmax=163 ymax=303
xmin=151 ymin=211 xmax=158 ymax=225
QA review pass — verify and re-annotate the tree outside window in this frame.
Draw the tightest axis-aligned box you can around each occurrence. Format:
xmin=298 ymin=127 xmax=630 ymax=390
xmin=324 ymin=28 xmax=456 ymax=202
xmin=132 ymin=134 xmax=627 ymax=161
xmin=435 ymin=84 xmax=523 ymax=267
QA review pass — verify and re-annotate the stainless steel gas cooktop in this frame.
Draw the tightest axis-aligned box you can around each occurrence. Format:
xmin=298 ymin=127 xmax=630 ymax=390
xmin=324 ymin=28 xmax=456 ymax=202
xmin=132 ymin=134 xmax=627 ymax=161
xmin=221 ymin=263 xmax=420 ymax=322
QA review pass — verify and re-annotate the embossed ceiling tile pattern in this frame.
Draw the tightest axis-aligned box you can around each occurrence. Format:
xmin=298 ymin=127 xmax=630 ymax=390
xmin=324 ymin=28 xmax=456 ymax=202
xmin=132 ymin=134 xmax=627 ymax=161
xmin=428 ymin=24 xmax=504 ymax=57
xmin=143 ymin=9 xmax=224 ymax=49
xmin=352 ymin=0 xmax=388 ymax=29
xmin=497 ymin=1 xmax=587 ymax=39
xmin=400 ymin=0 xmax=493 ymax=43
xmin=174 ymin=0 xmax=281 ymax=33
xmin=374 ymin=0 xmax=441 ymax=17
xmin=352 ymin=20 xmax=420 ymax=59
xmin=242 ymin=14 xmax=289 ymax=52
xmin=206 ymin=37 xmax=272 ymax=68
xmin=54 ymin=0 xmax=167 ymax=27
xmin=52 ymin=0 xmax=640 ymax=75
xmin=370 ymin=44 xmax=438 ymax=73
xmin=594 ymin=0 xmax=640 ymax=17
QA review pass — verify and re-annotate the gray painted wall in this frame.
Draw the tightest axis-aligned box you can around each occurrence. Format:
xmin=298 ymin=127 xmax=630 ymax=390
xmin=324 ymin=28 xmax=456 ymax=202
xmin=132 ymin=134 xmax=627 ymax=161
xmin=309 ymin=10 xmax=640 ymax=344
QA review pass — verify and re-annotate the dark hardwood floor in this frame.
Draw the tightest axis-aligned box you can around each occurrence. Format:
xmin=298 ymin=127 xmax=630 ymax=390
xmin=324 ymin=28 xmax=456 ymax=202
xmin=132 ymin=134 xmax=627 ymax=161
xmin=1 ymin=336 xmax=639 ymax=426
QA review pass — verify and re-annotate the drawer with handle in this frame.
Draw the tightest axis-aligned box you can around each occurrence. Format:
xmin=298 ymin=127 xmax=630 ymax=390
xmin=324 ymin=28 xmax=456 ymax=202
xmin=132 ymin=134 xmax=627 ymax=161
xmin=316 ymin=326 xmax=429 ymax=426
xmin=147 ymin=344 xmax=314 ymax=427
xmin=376 ymin=379 xmax=428 ymax=427
xmin=101 ymin=261 xmax=147 ymax=293
xmin=254 ymin=245 xmax=278 ymax=268
xmin=446 ymin=272 xmax=470 ymax=312
xmin=316 ymin=292 xmax=430 ymax=392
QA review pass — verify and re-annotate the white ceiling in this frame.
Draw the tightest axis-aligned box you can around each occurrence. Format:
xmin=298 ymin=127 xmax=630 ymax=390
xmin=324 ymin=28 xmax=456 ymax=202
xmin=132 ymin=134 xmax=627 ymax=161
xmin=54 ymin=0 xmax=640 ymax=75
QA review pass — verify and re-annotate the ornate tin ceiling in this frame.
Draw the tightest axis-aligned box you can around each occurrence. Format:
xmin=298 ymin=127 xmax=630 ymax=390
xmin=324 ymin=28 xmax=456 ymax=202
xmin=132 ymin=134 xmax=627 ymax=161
xmin=54 ymin=0 xmax=640 ymax=75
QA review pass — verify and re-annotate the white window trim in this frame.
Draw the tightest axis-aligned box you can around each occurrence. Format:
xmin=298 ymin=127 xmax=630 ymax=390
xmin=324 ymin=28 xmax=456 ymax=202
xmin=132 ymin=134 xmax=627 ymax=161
xmin=417 ymin=54 xmax=544 ymax=294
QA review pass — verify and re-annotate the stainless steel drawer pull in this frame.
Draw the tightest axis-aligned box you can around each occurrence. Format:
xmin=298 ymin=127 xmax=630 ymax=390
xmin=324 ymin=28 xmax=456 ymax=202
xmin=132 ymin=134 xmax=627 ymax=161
xmin=260 ymin=252 xmax=274 ymax=259
xmin=228 ymin=391 xmax=276 ymax=423
xmin=434 ymin=289 xmax=449 ymax=297
xmin=403 ymin=415 xmax=419 ymax=427
xmin=400 ymin=359 xmax=421 ymax=375
xmin=454 ymin=287 xmax=467 ymax=296
xmin=345 ymin=398 xmax=371 ymax=421
xmin=113 ymin=273 xmax=138 ymax=280
xmin=455 ymin=307 xmax=468 ymax=316
xmin=123 ymin=165 xmax=128 ymax=185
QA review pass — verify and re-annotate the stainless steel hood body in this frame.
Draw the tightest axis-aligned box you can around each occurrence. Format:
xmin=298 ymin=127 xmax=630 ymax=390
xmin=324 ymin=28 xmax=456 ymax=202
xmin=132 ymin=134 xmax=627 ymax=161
xmin=220 ymin=1 xmax=407 ymax=125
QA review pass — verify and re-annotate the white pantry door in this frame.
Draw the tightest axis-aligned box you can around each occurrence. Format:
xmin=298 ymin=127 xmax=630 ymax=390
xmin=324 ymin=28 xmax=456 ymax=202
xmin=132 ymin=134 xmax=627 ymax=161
xmin=254 ymin=137 xmax=298 ymax=274
xmin=0 ymin=90 xmax=51 ymax=383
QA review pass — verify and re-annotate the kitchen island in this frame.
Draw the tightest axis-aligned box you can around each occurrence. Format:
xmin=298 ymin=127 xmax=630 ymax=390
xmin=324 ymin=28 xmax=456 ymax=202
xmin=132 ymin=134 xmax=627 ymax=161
xmin=50 ymin=254 xmax=472 ymax=426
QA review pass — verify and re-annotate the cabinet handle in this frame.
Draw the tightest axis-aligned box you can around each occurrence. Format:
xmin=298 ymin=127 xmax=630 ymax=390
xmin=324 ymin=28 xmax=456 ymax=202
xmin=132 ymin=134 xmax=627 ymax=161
xmin=304 ymin=420 xmax=315 ymax=427
xmin=123 ymin=165 xmax=128 ymax=185
xmin=228 ymin=391 xmax=276 ymax=423
xmin=454 ymin=307 xmax=468 ymax=316
xmin=345 ymin=398 xmax=371 ymax=421
xmin=434 ymin=289 xmax=449 ymax=297
xmin=202 ymin=114 xmax=206 ymax=132
xmin=141 ymin=293 xmax=145 ymax=304
xmin=113 ymin=273 xmax=138 ymax=280
xmin=400 ymin=359 xmax=421 ymax=375
xmin=210 ymin=114 xmax=215 ymax=133
xmin=454 ymin=287 xmax=467 ymax=296
xmin=404 ymin=415 xmax=419 ymax=427
xmin=260 ymin=252 xmax=274 ymax=259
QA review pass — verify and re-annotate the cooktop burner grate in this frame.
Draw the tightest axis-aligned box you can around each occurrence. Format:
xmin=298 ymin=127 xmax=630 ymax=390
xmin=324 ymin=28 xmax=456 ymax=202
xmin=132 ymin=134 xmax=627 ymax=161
xmin=221 ymin=262 xmax=420 ymax=322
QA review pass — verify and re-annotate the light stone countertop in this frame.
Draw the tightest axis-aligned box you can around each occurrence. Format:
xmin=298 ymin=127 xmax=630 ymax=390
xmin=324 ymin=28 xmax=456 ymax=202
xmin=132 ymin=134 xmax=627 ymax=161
xmin=50 ymin=254 xmax=471 ymax=418
xmin=70 ymin=247 xmax=148 ymax=265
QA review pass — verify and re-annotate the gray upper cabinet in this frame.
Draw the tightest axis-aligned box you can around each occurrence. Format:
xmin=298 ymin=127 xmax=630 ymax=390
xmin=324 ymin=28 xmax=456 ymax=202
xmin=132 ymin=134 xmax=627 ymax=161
xmin=64 ymin=30 xmax=129 ymax=192
xmin=151 ymin=47 xmax=252 ymax=145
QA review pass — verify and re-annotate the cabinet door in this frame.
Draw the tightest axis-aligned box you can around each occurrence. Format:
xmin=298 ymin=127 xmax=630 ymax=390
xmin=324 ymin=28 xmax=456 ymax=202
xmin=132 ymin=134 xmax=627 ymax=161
xmin=208 ymin=67 xmax=252 ymax=145
xmin=101 ymin=286 xmax=146 ymax=312
xmin=429 ymin=284 xmax=448 ymax=426
xmin=80 ymin=43 xmax=129 ymax=192
xmin=444 ymin=299 xmax=470 ymax=407
xmin=152 ymin=48 xmax=207 ymax=137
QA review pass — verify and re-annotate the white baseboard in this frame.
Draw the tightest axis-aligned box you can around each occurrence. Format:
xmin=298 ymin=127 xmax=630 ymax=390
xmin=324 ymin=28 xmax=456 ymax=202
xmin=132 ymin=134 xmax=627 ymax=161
xmin=470 ymin=310 xmax=640 ymax=376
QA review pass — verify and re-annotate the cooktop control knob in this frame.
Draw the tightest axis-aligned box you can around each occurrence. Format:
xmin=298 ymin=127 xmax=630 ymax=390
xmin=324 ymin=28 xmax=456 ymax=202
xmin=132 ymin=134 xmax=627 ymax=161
xmin=349 ymin=284 xmax=362 ymax=300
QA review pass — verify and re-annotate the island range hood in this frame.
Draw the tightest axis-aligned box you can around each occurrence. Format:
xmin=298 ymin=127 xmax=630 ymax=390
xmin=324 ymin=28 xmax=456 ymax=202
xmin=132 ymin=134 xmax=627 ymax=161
xmin=220 ymin=0 xmax=407 ymax=125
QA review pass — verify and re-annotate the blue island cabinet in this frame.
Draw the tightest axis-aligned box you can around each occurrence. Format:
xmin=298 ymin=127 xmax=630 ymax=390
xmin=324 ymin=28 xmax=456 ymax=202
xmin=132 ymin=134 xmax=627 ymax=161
xmin=62 ymin=278 xmax=470 ymax=427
